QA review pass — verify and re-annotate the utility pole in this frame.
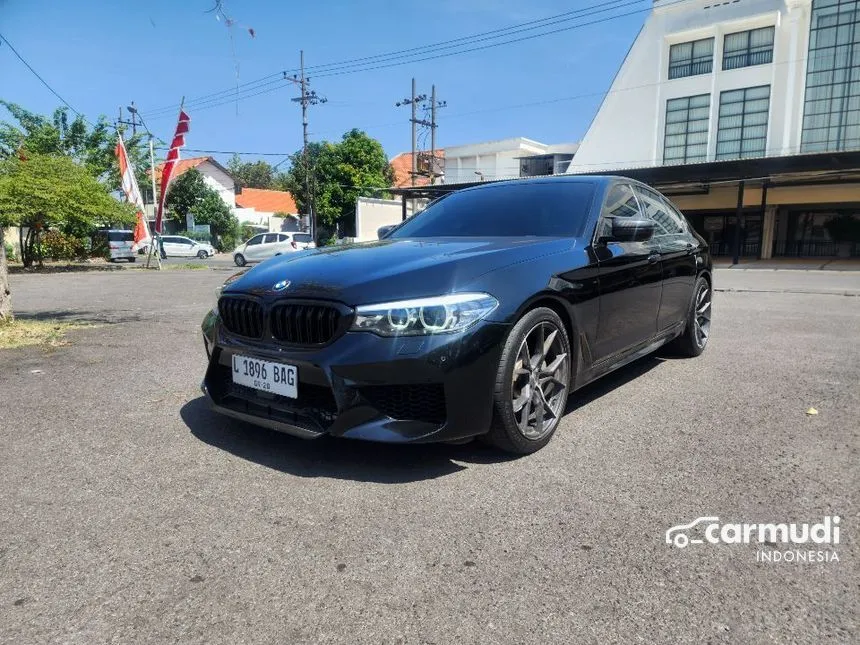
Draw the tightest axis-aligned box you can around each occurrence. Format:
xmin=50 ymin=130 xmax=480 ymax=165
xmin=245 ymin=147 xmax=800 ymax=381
xmin=427 ymin=85 xmax=446 ymax=184
xmin=117 ymin=102 xmax=139 ymax=137
xmin=396 ymin=80 xmax=426 ymax=187
xmin=125 ymin=102 xmax=161 ymax=270
xmin=411 ymin=78 xmax=417 ymax=187
xmin=289 ymin=51 xmax=326 ymax=243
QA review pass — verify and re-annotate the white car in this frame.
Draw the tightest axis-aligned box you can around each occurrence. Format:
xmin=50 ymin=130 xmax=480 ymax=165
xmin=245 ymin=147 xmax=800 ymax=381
xmin=233 ymin=232 xmax=315 ymax=267
xmin=160 ymin=235 xmax=216 ymax=259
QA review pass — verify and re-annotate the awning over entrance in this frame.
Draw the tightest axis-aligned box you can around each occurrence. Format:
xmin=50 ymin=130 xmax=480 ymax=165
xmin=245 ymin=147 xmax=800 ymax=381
xmin=390 ymin=151 xmax=860 ymax=263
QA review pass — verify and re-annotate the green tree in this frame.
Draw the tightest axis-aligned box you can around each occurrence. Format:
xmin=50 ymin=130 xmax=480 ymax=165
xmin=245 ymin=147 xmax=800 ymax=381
xmin=0 ymin=101 xmax=151 ymax=192
xmin=279 ymin=130 xmax=392 ymax=240
xmin=0 ymin=154 xmax=135 ymax=317
xmin=165 ymin=169 xmax=208 ymax=223
xmin=191 ymin=191 xmax=240 ymax=251
xmin=227 ymin=154 xmax=275 ymax=189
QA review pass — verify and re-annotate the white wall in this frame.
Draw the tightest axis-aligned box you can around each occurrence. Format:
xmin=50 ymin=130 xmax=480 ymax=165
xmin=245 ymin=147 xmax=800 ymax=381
xmin=443 ymin=137 xmax=549 ymax=183
xmin=355 ymin=197 xmax=421 ymax=241
xmin=569 ymin=0 xmax=811 ymax=172
xmin=197 ymin=160 xmax=236 ymax=207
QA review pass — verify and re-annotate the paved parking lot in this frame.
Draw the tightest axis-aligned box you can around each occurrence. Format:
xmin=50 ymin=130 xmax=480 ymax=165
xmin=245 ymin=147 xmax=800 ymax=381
xmin=0 ymin=268 xmax=858 ymax=644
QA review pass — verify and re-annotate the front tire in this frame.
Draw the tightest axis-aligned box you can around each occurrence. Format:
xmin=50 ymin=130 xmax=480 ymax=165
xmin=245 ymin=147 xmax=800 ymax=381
xmin=197 ymin=250 xmax=208 ymax=259
xmin=484 ymin=307 xmax=572 ymax=454
xmin=670 ymin=276 xmax=711 ymax=357
xmin=234 ymin=253 xmax=246 ymax=267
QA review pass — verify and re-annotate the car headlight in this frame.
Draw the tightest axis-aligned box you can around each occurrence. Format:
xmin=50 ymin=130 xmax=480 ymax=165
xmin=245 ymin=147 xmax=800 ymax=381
xmin=214 ymin=270 xmax=249 ymax=307
xmin=351 ymin=293 xmax=498 ymax=336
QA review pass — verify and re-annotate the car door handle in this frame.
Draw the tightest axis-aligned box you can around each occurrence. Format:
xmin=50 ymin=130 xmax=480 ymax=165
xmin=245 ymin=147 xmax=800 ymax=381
xmin=647 ymin=253 xmax=661 ymax=264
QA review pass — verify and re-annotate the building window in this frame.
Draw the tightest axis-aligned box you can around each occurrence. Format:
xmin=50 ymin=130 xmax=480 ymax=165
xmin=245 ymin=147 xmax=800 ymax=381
xmin=668 ymin=38 xmax=715 ymax=79
xmin=664 ymin=94 xmax=711 ymax=164
xmin=716 ymin=86 xmax=771 ymax=159
xmin=723 ymin=27 xmax=775 ymax=70
xmin=800 ymin=0 xmax=860 ymax=153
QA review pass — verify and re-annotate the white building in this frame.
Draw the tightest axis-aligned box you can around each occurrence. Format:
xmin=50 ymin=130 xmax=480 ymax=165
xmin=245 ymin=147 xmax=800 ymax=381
xmin=569 ymin=0 xmax=860 ymax=172
xmin=443 ymin=138 xmax=579 ymax=184
xmin=569 ymin=0 xmax=860 ymax=259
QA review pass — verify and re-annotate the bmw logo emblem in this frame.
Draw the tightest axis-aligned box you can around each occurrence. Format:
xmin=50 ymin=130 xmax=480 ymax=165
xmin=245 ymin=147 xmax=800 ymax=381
xmin=273 ymin=280 xmax=291 ymax=291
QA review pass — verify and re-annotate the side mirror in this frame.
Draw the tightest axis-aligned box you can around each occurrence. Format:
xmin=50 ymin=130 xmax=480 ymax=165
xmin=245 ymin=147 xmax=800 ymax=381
xmin=377 ymin=224 xmax=396 ymax=239
xmin=609 ymin=218 xmax=655 ymax=242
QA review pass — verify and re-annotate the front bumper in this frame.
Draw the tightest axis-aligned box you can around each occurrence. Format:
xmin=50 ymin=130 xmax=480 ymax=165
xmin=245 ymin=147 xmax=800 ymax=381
xmin=201 ymin=309 xmax=510 ymax=444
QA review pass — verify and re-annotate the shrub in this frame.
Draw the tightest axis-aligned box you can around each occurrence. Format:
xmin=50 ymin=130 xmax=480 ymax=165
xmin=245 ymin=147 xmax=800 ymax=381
xmin=180 ymin=229 xmax=213 ymax=243
xmin=41 ymin=231 xmax=90 ymax=261
xmin=3 ymin=241 xmax=16 ymax=263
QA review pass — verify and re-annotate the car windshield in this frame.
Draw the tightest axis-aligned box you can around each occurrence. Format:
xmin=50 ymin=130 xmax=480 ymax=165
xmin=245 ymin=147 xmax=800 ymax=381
xmin=389 ymin=181 xmax=595 ymax=238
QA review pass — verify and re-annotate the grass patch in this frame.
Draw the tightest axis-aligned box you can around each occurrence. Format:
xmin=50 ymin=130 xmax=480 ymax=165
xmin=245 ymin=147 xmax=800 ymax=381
xmin=0 ymin=319 xmax=92 ymax=350
xmin=161 ymin=263 xmax=209 ymax=271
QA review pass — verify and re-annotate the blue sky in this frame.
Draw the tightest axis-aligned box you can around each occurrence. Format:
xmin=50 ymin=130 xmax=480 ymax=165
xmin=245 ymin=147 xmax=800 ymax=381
xmin=0 ymin=0 xmax=646 ymax=166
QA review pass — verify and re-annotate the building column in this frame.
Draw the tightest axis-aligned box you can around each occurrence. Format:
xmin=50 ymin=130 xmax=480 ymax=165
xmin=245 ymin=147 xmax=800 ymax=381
xmin=760 ymin=205 xmax=778 ymax=259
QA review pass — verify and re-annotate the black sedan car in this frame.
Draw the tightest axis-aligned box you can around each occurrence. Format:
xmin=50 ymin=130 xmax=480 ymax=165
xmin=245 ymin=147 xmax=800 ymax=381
xmin=201 ymin=176 xmax=712 ymax=454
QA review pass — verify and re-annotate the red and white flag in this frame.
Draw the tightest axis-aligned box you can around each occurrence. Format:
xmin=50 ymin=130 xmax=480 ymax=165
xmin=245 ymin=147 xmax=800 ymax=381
xmin=114 ymin=134 xmax=151 ymax=251
xmin=155 ymin=108 xmax=190 ymax=234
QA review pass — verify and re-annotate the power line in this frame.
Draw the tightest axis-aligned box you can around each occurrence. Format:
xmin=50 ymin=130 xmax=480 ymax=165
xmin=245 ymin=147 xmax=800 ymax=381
xmin=141 ymin=0 xmax=658 ymax=119
xmin=141 ymin=0 xmax=642 ymax=118
xmin=0 ymin=31 xmax=90 ymax=123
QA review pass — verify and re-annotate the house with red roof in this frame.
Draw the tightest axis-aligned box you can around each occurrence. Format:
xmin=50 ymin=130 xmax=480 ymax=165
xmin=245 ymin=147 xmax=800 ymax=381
xmin=235 ymin=187 xmax=302 ymax=232
xmin=153 ymin=156 xmax=237 ymax=207
xmin=151 ymin=156 xmax=302 ymax=233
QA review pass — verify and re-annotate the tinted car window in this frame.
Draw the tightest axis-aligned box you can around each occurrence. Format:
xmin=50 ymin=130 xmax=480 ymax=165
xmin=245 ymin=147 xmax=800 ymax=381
xmin=264 ymin=233 xmax=279 ymax=244
xmin=389 ymin=181 xmax=596 ymax=238
xmin=659 ymin=196 xmax=689 ymax=233
xmin=633 ymin=186 xmax=684 ymax=236
xmin=108 ymin=231 xmax=134 ymax=242
xmin=293 ymin=233 xmax=312 ymax=243
xmin=597 ymin=183 xmax=640 ymax=238
xmin=246 ymin=235 xmax=263 ymax=246
xmin=277 ymin=233 xmax=289 ymax=242
xmin=161 ymin=236 xmax=177 ymax=244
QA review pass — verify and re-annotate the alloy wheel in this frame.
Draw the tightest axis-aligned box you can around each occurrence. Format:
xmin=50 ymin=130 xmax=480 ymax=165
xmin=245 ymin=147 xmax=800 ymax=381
xmin=694 ymin=283 xmax=711 ymax=348
xmin=511 ymin=321 xmax=570 ymax=440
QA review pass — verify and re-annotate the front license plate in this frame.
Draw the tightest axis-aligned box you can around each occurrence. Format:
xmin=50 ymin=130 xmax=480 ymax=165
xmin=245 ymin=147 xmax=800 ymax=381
xmin=231 ymin=354 xmax=297 ymax=398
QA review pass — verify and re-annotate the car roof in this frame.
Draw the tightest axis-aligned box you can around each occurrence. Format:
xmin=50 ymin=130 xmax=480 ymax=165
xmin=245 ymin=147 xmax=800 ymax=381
xmin=452 ymin=173 xmax=636 ymax=196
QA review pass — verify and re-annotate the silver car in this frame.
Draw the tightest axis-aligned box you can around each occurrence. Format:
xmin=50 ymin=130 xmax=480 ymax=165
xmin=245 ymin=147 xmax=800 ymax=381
xmin=160 ymin=235 xmax=216 ymax=259
xmin=233 ymin=232 xmax=315 ymax=267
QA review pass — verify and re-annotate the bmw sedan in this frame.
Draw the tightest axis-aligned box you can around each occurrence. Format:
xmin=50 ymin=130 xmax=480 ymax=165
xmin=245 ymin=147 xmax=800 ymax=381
xmin=201 ymin=176 xmax=712 ymax=454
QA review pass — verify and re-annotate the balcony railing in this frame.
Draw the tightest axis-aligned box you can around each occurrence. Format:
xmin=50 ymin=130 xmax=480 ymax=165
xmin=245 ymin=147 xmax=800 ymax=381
xmin=668 ymin=58 xmax=713 ymax=79
xmin=723 ymin=48 xmax=773 ymax=70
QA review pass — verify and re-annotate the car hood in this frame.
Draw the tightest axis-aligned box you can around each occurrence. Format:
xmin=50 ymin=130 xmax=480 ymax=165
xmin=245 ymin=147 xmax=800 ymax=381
xmin=225 ymin=237 xmax=573 ymax=304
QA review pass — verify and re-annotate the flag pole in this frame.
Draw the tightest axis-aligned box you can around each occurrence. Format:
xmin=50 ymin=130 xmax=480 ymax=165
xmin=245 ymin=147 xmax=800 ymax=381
xmin=148 ymin=97 xmax=185 ymax=270
xmin=145 ymin=136 xmax=160 ymax=269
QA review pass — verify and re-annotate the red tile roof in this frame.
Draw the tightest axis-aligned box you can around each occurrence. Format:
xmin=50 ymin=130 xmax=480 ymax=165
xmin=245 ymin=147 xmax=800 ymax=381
xmin=235 ymin=188 xmax=298 ymax=214
xmin=390 ymin=150 xmax=444 ymax=188
xmin=152 ymin=156 xmax=211 ymax=179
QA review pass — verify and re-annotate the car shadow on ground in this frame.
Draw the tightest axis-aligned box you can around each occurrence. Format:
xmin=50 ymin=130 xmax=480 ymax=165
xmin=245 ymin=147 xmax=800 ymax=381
xmin=181 ymin=396 xmax=516 ymax=484
xmin=182 ymin=352 xmax=674 ymax=483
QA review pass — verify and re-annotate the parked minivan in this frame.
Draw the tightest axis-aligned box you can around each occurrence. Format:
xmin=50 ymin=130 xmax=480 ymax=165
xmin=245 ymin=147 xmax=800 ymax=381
xmin=95 ymin=229 xmax=136 ymax=262
xmin=233 ymin=232 xmax=315 ymax=266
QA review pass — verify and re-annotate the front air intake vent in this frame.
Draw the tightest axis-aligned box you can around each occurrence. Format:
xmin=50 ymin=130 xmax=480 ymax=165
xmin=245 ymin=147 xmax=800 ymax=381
xmin=270 ymin=303 xmax=343 ymax=345
xmin=218 ymin=297 xmax=264 ymax=339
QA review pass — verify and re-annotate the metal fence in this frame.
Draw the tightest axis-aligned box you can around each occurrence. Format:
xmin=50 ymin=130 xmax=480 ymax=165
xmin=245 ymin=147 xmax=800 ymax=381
xmin=772 ymin=241 xmax=860 ymax=257
xmin=708 ymin=241 xmax=761 ymax=257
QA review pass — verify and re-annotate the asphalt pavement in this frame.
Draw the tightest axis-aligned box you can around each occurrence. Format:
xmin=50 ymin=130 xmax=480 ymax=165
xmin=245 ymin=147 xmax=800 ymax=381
xmin=0 ymin=268 xmax=858 ymax=644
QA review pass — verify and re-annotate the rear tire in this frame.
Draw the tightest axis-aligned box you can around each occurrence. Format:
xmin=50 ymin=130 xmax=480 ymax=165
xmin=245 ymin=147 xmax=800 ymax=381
xmin=484 ymin=307 xmax=572 ymax=455
xmin=234 ymin=253 xmax=246 ymax=267
xmin=670 ymin=276 xmax=711 ymax=357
